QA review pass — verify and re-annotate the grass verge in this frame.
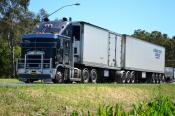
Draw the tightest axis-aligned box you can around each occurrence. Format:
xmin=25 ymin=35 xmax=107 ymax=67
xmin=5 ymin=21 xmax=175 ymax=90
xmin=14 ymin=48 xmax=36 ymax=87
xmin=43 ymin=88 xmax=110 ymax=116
xmin=0 ymin=79 xmax=175 ymax=115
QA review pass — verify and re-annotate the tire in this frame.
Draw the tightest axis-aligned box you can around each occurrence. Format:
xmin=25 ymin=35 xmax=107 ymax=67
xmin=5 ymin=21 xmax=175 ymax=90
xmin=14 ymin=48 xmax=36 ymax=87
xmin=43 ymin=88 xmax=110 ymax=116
xmin=151 ymin=74 xmax=156 ymax=83
xmin=126 ymin=71 xmax=130 ymax=83
xmin=53 ymin=71 xmax=63 ymax=83
xmin=130 ymin=71 xmax=135 ymax=83
xmin=24 ymin=79 xmax=33 ymax=83
xmin=82 ymin=68 xmax=90 ymax=83
xmin=121 ymin=71 xmax=126 ymax=83
xmin=90 ymin=69 xmax=97 ymax=83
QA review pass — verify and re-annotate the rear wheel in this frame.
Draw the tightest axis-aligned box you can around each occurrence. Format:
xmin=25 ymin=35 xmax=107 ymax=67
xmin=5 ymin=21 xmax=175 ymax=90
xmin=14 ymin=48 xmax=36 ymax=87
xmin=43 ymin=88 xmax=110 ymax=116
xmin=130 ymin=71 xmax=135 ymax=83
xmin=121 ymin=71 xmax=126 ymax=83
xmin=90 ymin=69 xmax=97 ymax=83
xmin=126 ymin=71 xmax=131 ymax=83
xmin=151 ymin=74 xmax=156 ymax=83
xmin=82 ymin=68 xmax=90 ymax=83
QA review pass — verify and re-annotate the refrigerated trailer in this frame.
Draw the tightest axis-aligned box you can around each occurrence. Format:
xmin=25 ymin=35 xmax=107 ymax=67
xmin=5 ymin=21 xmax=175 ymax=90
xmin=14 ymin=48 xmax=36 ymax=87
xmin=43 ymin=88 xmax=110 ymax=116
xmin=17 ymin=18 xmax=165 ymax=83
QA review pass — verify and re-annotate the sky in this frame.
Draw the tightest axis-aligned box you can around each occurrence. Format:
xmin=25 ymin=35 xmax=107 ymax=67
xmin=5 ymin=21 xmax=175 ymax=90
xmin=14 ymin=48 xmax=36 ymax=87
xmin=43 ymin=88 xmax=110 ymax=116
xmin=29 ymin=0 xmax=175 ymax=37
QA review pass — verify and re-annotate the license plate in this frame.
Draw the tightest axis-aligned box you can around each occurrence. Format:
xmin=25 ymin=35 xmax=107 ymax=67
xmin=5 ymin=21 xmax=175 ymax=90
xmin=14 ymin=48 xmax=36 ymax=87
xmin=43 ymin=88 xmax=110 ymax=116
xmin=31 ymin=70 xmax=37 ymax=75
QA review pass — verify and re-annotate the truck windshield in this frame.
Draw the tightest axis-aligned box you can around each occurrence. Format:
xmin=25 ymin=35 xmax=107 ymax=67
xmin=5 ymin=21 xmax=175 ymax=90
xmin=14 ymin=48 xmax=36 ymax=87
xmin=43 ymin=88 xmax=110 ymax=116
xmin=21 ymin=38 xmax=57 ymax=48
xmin=21 ymin=38 xmax=58 ymax=59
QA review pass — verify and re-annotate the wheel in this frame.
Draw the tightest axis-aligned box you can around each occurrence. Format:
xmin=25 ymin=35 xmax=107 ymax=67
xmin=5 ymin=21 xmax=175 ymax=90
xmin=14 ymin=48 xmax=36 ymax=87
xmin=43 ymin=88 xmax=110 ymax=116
xmin=24 ymin=79 xmax=33 ymax=83
xmin=53 ymin=71 xmax=63 ymax=83
xmin=151 ymin=74 xmax=156 ymax=83
xmin=130 ymin=71 xmax=135 ymax=83
xmin=121 ymin=71 xmax=126 ymax=83
xmin=82 ymin=68 xmax=90 ymax=83
xmin=90 ymin=69 xmax=97 ymax=83
xmin=126 ymin=71 xmax=130 ymax=83
xmin=159 ymin=74 xmax=165 ymax=83
xmin=155 ymin=74 xmax=158 ymax=83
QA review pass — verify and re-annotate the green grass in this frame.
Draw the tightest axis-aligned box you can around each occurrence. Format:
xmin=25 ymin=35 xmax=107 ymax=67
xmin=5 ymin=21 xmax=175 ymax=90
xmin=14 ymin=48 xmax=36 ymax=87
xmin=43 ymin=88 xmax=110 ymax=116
xmin=0 ymin=78 xmax=20 ymax=83
xmin=0 ymin=79 xmax=175 ymax=115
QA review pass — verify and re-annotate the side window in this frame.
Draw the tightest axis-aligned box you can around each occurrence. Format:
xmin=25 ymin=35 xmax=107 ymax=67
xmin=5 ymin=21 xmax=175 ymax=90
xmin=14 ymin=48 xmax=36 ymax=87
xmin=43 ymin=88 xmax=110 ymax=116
xmin=62 ymin=25 xmax=72 ymax=37
xmin=73 ymin=26 xmax=80 ymax=41
xmin=74 ymin=47 xmax=77 ymax=54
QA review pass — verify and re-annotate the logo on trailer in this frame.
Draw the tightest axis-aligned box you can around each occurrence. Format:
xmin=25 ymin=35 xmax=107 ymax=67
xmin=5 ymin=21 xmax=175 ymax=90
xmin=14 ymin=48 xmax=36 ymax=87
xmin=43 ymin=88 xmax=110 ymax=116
xmin=153 ymin=49 xmax=162 ymax=59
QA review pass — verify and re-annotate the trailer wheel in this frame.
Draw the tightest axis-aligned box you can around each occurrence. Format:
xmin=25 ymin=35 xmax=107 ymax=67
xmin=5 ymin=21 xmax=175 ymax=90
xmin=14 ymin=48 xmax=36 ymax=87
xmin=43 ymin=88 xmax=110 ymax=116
xmin=155 ymin=74 xmax=159 ymax=83
xmin=151 ymin=74 xmax=156 ymax=83
xmin=130 ymin=71 xmax=135 ymax=83
xmin=126 ymin=71 xmax=130 ymax=83
xmin=121 ymin=71 xmax=126 ymax=83
xmin=82 ymin=68 xmax=90 ymax=83
xmin=90 ymin=69 xmax=97 ymax=83
xmin=159 ymin=74 xmax=165 ymax=83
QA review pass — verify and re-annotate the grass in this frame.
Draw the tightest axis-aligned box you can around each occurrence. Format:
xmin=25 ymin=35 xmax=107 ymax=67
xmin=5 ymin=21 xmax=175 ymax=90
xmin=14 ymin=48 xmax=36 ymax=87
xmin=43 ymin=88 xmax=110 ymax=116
xmin=0 ymin=78 xmax=20 ymax=83
xmin=0 ymin=79 xmax=175 ymax=115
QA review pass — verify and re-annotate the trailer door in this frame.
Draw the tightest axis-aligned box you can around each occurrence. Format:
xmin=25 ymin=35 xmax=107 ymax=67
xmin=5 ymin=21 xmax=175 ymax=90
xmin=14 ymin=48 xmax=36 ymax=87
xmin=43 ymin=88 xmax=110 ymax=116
xmin=108 ymin=33 xmax=117 ymax=67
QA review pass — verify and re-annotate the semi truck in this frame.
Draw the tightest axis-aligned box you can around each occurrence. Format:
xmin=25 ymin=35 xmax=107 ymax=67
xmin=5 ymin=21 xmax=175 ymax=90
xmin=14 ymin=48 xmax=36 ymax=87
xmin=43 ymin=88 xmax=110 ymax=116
xmin=164 ymin=67 xmax=175 ymax=82
xmin=17 ymin=18 xmax=165 ymax=83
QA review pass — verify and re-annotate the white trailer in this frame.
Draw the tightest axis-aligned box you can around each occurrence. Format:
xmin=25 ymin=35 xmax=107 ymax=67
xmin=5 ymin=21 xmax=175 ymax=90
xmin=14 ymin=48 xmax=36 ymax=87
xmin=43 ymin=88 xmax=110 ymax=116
xmin=71 ymin=22 xmax=165 ymax=83
xmin=120 ymin=35 xmax=165 ymax=83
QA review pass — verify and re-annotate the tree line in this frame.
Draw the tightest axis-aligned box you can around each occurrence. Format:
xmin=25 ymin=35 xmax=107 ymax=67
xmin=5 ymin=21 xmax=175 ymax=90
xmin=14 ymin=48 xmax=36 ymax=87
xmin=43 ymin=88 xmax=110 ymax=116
xmin=0 ymin=0 xmax=175 ymax=77
xmin=0 ymin=0 xmax=47 ymax=77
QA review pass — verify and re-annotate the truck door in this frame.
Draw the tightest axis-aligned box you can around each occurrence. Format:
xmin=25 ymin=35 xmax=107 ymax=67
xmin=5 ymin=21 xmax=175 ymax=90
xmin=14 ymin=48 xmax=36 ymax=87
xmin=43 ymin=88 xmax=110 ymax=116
xmin=108 ymin=33 xmax=117 ymax=67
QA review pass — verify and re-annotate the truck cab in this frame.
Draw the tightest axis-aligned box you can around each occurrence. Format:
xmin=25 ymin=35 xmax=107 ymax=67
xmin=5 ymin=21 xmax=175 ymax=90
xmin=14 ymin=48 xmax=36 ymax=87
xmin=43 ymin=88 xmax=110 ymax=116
xmin=17 ymin=18 xmax=75 ymax=83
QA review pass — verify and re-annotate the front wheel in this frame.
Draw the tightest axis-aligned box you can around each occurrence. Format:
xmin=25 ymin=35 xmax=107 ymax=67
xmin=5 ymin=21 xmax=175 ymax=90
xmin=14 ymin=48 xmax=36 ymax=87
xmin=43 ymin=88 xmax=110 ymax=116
xmin=53 ymin=71 xmax=64 ymax=83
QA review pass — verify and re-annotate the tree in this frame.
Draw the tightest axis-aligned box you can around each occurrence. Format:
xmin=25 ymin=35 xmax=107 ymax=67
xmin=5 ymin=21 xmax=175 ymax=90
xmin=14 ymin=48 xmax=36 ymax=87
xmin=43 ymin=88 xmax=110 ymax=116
xmin=0 ymin=0 xmax=39 ymax=77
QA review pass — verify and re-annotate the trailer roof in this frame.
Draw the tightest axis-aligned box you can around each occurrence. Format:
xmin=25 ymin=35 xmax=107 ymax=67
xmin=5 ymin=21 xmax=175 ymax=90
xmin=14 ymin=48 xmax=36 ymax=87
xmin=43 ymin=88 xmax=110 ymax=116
xmin=72 ymin=21 xmax=122 ymax=36
xmin=72 ymin=21 xmax=165 ymax=49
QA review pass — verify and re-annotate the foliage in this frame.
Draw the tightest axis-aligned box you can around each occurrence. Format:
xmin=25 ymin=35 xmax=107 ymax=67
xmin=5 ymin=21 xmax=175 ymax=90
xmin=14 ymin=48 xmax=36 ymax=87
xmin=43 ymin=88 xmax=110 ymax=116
xmin=70 ymin=96 xmax=175 ymax=116
xmin=0 ymin=0 xmax=39 ymax=77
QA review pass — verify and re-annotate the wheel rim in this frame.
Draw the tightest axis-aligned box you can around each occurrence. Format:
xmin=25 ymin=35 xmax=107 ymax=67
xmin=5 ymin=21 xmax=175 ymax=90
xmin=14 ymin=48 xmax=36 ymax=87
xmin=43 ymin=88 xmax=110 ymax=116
xmin=122 ymin=75 xmax=126 ymax=83
xmin=91 ymin=69 xmax=97 ymax=83
xmin=152 ymin=74 xmax=155 ymax=83
xmin=55 ymin=71 xmax=63 ymax=83
xmin=130 ymin=72 xmax=135 ymax=83
xmin=82 ymin=69 xmax=89 ymax=83
xmin=126 ymin=71 xmax=130 ymax=83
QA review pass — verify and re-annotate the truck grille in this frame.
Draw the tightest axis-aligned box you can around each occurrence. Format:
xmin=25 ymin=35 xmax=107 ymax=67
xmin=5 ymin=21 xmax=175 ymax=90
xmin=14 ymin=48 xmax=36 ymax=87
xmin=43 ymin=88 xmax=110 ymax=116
xmin=17 ymin=55 xmax=52 ymax=69
xmin=26 ymin=55 xmax=42 ymax=68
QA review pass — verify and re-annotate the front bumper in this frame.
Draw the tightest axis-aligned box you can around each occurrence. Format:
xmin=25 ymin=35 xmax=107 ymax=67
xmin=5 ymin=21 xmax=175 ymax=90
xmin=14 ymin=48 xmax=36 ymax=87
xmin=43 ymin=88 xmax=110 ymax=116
xmin=17 ymin=68 xmax=57 ymax=81
xmin=18 ymin=74 xmax=51 ymax=82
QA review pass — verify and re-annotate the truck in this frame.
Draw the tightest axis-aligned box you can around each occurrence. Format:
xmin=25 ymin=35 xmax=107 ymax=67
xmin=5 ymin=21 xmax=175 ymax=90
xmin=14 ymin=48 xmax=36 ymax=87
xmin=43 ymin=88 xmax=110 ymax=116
xmin=165 ymin=67 xmax=175 ymax=82
xmin=16 ymin=18 xmax=165 ymax=83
